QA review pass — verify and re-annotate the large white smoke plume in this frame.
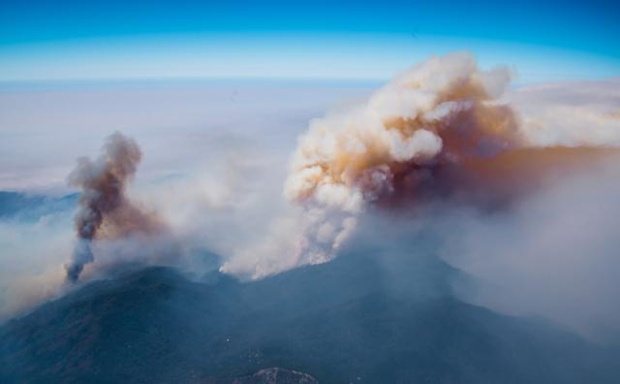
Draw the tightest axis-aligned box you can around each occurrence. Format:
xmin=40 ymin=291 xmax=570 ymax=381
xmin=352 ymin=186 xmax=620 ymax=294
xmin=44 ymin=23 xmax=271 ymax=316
xmin=218 ymin=53 xmax=620 ymax=280
xmin=283 ymin=53 xmax=518 ymax=268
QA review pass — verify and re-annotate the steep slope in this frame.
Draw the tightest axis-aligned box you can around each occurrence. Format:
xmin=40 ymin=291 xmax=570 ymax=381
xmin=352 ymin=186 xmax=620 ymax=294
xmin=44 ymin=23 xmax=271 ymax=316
xmin=1 ymin=246 xmax=619 ymax=383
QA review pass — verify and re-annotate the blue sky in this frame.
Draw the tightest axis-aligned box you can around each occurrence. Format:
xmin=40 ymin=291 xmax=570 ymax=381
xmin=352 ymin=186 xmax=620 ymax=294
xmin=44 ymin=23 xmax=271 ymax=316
xmin=1 ymin=0 xmax=619 ymax=82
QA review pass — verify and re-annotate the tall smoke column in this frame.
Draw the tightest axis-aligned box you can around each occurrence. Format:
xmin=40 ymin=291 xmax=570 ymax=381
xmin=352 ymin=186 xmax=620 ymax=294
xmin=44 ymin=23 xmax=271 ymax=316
xmin=284 ymin=52 xmax=519 ymax=265
xmin=65 ymin=132 xmax=142 ymax=283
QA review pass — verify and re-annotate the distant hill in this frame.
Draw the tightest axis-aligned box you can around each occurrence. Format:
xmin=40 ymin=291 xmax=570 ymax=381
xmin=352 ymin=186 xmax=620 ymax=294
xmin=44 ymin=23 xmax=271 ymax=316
xmin=0 ymin=191 xmax=77 ymax=221
xmin=1 ymin=242 xmax=619 ymax=383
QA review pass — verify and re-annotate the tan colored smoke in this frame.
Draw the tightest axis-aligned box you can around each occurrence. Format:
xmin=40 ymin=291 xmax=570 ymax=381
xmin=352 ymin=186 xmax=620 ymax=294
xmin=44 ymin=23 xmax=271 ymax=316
xmin=285 ymin=53 xmax=517 ymax=210
xmin=284 ymin=52 xmax=619 ymax=266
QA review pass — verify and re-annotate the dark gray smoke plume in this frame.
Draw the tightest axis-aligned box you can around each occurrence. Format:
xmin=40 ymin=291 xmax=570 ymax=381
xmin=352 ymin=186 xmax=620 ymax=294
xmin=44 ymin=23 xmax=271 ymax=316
xmin=65 ymin=132 xmax=142 ymax=282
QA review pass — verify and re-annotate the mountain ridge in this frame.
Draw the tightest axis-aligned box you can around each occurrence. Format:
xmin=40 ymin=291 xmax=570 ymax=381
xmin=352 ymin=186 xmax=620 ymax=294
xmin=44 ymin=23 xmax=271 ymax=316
xmin=2 ymin=245 xmax=619 ymax=383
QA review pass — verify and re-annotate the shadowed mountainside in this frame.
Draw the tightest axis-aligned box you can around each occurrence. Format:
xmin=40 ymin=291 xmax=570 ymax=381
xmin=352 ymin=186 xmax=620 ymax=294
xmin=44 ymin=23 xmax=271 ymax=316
xmin=1 ymin=240 xmax=619 ymax=383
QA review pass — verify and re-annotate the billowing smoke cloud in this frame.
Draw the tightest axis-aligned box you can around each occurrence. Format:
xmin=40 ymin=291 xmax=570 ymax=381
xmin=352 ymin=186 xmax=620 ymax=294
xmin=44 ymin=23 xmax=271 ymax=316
xmin=284 ymin=53 xmax=513 ymax=265
xmin=283 ymin=52 xmax=618 ymax=271
xmin=65 ymin=132 xmax=163 ymax=282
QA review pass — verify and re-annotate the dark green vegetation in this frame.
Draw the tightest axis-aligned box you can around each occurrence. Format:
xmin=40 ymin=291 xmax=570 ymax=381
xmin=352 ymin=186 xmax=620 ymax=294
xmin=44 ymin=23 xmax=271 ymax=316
xmin=1 ymin=192 xmax=619 ymax=383
xmin=2 ymin=243 xmax=619 ymax=383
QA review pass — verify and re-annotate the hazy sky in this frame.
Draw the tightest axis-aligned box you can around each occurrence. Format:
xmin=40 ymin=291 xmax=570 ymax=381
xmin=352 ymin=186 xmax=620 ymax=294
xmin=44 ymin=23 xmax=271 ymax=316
xmin=1 ymin=0 xmax=619 ymax=82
